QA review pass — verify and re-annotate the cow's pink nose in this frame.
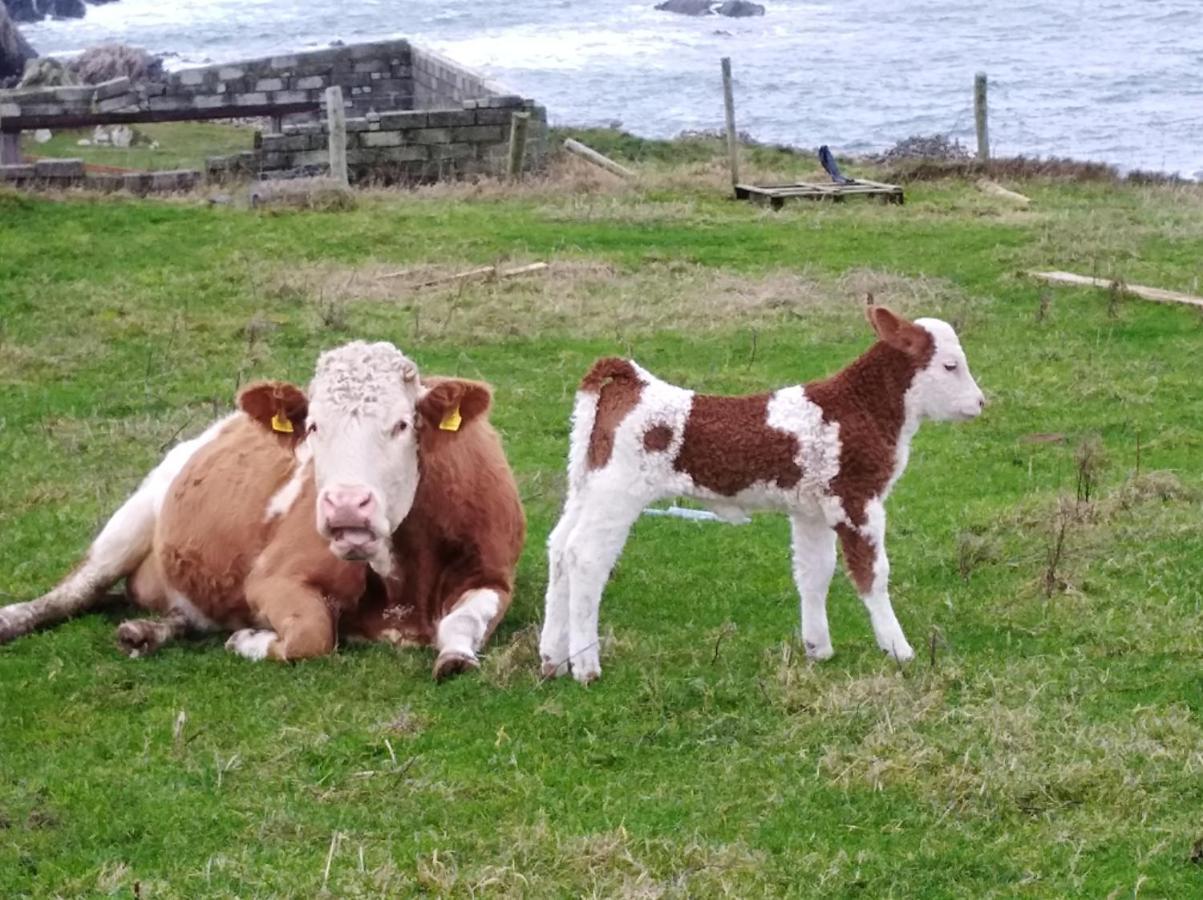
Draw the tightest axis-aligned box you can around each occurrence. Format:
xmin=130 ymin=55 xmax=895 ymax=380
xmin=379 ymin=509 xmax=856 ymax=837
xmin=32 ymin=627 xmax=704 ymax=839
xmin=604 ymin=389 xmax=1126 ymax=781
xmin=321 ymin=486 xmax=376 ymax=529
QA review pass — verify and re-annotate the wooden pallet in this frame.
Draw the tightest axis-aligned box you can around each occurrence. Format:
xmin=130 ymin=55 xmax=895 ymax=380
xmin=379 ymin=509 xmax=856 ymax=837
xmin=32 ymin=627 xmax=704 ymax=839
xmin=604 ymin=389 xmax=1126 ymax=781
xmin=735 ymin=178 xmax=904 ymax=209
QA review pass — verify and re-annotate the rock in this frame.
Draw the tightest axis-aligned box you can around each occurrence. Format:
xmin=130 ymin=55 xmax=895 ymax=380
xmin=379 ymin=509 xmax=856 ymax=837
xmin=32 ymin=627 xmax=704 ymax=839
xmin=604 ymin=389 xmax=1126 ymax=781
xmin=19 ymin=56 xmax=80 ymax=87
xmin=4 ymin=0 xmax=86 ymax=23
xmin=70 ymin=43 xmax=163 ymax=84
xmin=33 ymin=127 xmax=51 ymax=142
xmin=0 ymin=4 xmax=36 ymax=83
xmin=110 ymin=123 xmax=132 ymax=147
xmin=716 ymin=1 xmax=765 ymax=15
xmin=655 ymin=0 xmax=714 ymax=15
xmin=76 ymin=138 xmax=91 ymax=145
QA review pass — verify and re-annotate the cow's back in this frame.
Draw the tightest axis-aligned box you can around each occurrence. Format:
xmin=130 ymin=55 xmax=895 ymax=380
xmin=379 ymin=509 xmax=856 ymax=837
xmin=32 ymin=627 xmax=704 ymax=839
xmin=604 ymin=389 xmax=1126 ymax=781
xmin=155 ymin=416 xmax=299 ymax=627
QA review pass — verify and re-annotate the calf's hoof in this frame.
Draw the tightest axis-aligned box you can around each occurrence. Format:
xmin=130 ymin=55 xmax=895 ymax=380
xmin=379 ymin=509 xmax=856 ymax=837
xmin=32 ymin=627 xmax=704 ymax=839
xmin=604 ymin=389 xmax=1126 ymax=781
xmin=433 ymin=650 xmax=479 ymax=682
xmin=539 ymin=656 xmax=570 ymax=679
xmin=804 ymin=640 xmax=835 ymax=662
xmin=570 ymin=649 xmax=602 ymax=684
xmin=116 ymin=619 xmax=167 ymax=658
xmin=882 ymin=641 xmax=915 ymax=663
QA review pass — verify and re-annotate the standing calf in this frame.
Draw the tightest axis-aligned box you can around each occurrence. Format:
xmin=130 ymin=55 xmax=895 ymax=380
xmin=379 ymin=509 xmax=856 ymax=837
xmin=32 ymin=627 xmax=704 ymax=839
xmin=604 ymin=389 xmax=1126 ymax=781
xmin=540 ymin=306 xmax=985 ymax=683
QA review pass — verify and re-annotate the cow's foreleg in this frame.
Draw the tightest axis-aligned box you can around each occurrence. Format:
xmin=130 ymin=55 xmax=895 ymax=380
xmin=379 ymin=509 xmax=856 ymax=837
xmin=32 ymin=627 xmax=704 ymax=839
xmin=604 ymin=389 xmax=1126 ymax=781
xmin=790 ymin=513 xmax=838 ymax=661
xmin=433 ymin=587 xmax=509 ymax=681
xmin=231 ymin=576 xmax=335 ymax=662
xmin=837 ymin=502 xmax=914 ymax=663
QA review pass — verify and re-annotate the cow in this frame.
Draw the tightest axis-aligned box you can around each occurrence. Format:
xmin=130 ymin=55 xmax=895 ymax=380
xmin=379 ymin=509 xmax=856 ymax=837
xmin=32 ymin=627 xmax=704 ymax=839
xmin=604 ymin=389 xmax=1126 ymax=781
xmin=539 ymin=306 xmax=985 ymax=683
xmin=0 ymin=341 xmax=526 ymax=680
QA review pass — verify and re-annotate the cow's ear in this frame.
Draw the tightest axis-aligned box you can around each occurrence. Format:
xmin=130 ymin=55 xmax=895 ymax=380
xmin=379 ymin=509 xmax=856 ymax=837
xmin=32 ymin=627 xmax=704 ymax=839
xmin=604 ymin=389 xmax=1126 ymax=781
xmin=238 ymin=380 xmax=309 ymax=436
xmin=416 ymin=379 xmax=492 ymax=434
xmin=866 ymin=305 xmax=930 ymax=358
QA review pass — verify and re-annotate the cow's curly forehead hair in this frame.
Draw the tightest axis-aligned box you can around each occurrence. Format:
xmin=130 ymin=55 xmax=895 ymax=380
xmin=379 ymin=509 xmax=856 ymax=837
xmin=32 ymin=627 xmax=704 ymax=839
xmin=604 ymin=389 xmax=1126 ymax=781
xmin=308 ymin=341 xmax=420 ymax=415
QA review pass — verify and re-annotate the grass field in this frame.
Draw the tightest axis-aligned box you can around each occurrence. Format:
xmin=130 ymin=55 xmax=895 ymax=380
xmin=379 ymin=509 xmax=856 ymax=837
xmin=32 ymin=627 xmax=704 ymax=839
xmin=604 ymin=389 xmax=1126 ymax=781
xmin=2 ymin=143 xmax=1203 ymax=897
xmin=21 ymin=122 xmax=258 ymax=172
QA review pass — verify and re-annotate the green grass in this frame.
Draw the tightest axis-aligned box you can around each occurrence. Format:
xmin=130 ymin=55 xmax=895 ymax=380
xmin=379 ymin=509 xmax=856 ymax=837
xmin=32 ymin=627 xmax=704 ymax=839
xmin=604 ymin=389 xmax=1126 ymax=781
xmin=2 ymin=151 xmax=1203 ymax=897
xmin=21 ymin=121 xmax=257 ymax=172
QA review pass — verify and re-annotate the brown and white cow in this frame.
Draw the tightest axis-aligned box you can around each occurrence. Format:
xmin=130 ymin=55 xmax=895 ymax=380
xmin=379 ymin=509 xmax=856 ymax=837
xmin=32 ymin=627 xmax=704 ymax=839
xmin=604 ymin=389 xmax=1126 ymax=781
xmin=0 ymin=342 xmax=525 ymax=679
xmin=539 ymin=306 xmax=985 ymax=683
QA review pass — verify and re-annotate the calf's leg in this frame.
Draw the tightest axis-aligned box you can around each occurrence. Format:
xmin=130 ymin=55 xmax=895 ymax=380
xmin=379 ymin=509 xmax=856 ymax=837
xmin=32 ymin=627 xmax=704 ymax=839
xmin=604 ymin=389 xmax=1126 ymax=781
xmin=228 ymin=576 xmax=335 ymax=662
xmin=562 ymin=493 xmax=645 ymax=684
xmin=539 ymin=495 xmax=584 ymax=678
xmin=116 ymin=611 xmax=191 ymax=658
xmin=433 ymin=587 xmax=510 ymax=681
xmin=836 ymin=502 xmax=914 ymax=662
xmin=789 ymin=514 xmax=838 ymax=660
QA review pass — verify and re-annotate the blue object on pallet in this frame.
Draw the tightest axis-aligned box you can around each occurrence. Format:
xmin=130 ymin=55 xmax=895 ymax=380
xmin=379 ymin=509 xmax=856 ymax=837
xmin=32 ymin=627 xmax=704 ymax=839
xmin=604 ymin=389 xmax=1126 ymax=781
xmin=818 ymin=145 xmax=853 ymax=184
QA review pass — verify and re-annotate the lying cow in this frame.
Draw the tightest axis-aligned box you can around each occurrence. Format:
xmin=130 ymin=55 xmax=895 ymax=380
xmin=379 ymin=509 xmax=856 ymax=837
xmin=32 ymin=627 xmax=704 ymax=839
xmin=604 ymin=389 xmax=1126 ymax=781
xmin=540 ymin=306 xmax=985 ymax=683
xmin=0 ymin=341 xmax=525 ymax=679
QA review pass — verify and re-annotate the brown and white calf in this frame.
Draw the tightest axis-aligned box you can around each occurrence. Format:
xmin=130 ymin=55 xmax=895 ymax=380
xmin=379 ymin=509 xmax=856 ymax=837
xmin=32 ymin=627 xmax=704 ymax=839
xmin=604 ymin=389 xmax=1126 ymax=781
xmin=0 ymin=342 xmax=525 ymax=679
xmin=539 ymin=306 xmax=985 ymax=683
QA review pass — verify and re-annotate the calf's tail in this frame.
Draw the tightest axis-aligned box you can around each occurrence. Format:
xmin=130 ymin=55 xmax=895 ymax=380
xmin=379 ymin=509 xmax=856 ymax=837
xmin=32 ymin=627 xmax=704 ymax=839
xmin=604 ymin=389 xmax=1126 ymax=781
xmin=0 ymin=480 xmax=157 ymax=644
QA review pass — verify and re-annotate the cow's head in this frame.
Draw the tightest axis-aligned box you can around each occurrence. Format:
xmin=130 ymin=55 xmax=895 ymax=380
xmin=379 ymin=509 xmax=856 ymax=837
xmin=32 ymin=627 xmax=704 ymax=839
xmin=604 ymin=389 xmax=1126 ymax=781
xmin=867 ymin=305 xmax=986 ymax=422
xmin=240 ymin=342 xmax=492 ymax=564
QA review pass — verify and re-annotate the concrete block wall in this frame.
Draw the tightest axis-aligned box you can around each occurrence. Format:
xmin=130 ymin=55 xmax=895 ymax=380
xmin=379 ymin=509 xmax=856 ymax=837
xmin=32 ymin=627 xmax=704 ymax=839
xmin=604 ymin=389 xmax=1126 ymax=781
xmin=164 ymin=39 xmax=416 ymax=119
xmin=251 ymin=97 xmax=548 ymax=183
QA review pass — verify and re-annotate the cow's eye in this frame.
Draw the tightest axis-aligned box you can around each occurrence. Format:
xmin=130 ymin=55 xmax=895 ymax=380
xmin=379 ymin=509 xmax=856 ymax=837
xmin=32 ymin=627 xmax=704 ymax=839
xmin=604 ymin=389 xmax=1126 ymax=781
xmin=943 ymin=361 xmax=958 ymax=372
xmin=306 ymin=422 xmax=318 ymax=435
xmin=391 ymin=419 xmax=409 ymax=437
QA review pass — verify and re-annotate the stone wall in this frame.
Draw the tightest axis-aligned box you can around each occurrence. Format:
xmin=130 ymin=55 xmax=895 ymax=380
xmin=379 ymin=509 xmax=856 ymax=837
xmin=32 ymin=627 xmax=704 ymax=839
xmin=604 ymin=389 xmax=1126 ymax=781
xmin=1 ymin=38 xmax=548 ymax=185
xmin=246 ymin=95 xmax=548 ymax=183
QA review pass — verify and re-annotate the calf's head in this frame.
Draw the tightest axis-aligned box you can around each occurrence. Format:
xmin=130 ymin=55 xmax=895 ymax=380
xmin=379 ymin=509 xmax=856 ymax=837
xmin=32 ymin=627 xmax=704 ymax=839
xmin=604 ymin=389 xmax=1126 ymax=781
xmin=867 ymin=305 xmax=986 ymax=422
xmin=239 ymin=342 xmax=492 ymax=563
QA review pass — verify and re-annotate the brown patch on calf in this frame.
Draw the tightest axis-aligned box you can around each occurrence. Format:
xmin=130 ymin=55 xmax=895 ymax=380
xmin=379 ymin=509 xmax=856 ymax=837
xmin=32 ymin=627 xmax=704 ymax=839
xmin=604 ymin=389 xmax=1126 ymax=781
xmin=674 ymin=393 xmax=802 ymax=496
xmin=805 ymin=306 xmax=935 ymax=525
xmin=581 ymin=358 xmax=644 ymax=470
xmin=642 ymin=423 xmax=674 ymax=452
xmin=836 ymin=524 xmax=877 ymax=593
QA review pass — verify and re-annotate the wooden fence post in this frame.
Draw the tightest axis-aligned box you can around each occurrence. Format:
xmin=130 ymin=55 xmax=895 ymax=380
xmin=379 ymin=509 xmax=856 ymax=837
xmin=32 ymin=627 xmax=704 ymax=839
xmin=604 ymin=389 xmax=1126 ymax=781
xmin=0 ymin=119 xmax=20 ymax=165
xmin=325 ymin=86 xmax=348 ymax=186
xmin=507 ymin=111 xmax=530 ymax=180
xmin=721 ymin=57 xmax=740 ymax=196
xmin=974 ymin=72 xmax=989 ymax=161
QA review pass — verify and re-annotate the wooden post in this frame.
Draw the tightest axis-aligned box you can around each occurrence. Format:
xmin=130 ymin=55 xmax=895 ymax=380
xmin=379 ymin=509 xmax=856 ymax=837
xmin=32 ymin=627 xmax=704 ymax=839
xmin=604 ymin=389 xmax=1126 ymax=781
xmin=507 ymin=111 xmax=530 ymax=180
xmin=325 ymin=86 xmax=348 ymax=186
xmin=721 ymin=57 xmax=740 ymax=195
xmin=0 ymin=127 xmax=20 ymax=166
xmin=974 ymin=72 xmax=989 ymax=161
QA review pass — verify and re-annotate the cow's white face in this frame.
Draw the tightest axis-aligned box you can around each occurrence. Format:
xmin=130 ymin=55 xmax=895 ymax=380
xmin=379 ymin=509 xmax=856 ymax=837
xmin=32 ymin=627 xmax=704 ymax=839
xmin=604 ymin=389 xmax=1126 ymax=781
xmin=305 ymin=341 xmax=424 ymax=562
xmin=909 ymin=317 xmax=986 ymax=422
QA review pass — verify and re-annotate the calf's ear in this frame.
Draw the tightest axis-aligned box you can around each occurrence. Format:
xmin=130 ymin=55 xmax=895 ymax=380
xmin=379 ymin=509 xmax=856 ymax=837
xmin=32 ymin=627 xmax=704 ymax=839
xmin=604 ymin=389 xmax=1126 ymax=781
xmin=866 ymin=305 xmax=930 ymax=358
xmin=417 ymin=379 xmax=492 ymax=433
xmin=238 ymin=381 xmax=309 ymax=436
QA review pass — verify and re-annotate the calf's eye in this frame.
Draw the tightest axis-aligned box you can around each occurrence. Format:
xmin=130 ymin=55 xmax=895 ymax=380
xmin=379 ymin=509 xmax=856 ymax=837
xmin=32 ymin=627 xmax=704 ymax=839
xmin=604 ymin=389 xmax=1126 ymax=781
xmin=306 ymin=422 xmax=318 ymax=435
xmin=943 ymin=362 xmax=958 ymax=372
xmin=391 ymin=420 xmax=409 ymax=437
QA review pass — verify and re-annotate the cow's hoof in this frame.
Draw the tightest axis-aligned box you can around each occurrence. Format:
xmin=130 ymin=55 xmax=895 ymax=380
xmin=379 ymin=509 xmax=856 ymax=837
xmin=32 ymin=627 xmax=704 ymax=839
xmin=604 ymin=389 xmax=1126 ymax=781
xmin=540 ymin=659 xmax=569 ymax=679
xmin=433 ymin=650 xmax=479 ymax=681
xmin=116 ymin=619 xmax=165 ymax=658
xmin=226 ymin=628 xmax=277 ymax=661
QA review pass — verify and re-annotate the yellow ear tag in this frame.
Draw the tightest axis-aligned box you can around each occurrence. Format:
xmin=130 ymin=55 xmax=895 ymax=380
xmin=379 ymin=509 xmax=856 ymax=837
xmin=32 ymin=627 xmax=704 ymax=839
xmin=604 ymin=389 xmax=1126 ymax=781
xmin=271 ymin=411 xmax=294 ymax=434
xmin=438 ymin=404 xmax=462 ymax=432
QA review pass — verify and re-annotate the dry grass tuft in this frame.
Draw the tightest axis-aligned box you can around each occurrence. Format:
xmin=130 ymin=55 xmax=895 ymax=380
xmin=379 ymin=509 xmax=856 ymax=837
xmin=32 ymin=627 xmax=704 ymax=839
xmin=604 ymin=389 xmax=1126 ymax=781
xmin=249 ymin=177 xmax=357 ymax=213
xmin=482 ymin=624 xmax=541 ymax=689
xmin=261 ymin=259 xmax=969 ymax=342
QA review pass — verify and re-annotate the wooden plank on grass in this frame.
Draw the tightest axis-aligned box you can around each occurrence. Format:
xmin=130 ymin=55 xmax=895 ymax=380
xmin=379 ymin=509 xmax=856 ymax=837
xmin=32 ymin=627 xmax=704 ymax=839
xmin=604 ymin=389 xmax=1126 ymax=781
xmin=1028 ymin=271 xmax=1203 ymax=309
xmin=563 ymin=138 xmax=635 ymax=179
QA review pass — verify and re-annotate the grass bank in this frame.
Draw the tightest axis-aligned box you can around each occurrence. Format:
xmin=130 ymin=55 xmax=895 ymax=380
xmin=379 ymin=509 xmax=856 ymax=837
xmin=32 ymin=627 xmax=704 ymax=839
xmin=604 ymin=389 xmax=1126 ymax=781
xmin=2 ymin=143 xmax=1203 ymax=896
